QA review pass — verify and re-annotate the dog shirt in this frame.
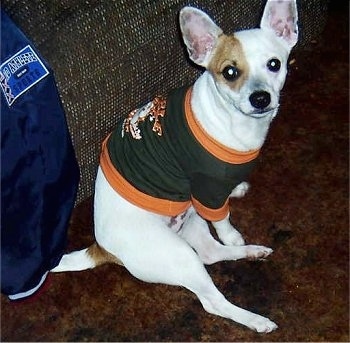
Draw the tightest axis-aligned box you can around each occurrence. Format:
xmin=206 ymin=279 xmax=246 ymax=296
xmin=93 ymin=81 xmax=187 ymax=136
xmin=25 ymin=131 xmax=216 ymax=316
xmin=100 ymin=86 xmax=260 ymax=221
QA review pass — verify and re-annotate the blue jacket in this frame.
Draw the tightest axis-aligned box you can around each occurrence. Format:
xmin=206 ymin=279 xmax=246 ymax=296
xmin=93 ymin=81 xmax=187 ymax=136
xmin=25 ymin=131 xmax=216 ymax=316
xmin=1 ymin=10 xmax=79 ymax=298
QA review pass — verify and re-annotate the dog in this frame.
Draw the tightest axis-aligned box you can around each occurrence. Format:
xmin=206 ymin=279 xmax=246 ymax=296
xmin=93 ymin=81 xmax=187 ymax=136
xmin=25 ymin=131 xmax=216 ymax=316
xmin=52 ymin=0 xmax=298 ymax=333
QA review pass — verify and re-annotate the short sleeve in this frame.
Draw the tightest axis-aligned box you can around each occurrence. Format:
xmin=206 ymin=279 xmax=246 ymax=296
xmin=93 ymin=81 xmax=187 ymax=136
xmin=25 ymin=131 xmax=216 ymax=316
xmin=190 ymin=173 xmax=232 ymax=221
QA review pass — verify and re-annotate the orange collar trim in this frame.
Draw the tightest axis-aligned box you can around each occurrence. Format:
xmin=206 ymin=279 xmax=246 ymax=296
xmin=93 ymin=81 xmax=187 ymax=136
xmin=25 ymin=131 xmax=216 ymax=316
xmin=184 ymin=88 xmax=260 ymax=164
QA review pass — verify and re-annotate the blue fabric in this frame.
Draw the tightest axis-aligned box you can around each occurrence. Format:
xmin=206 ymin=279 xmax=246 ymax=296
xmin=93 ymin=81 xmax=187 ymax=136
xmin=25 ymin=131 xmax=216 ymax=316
xmin=1 ymin=10 xmax=80 ymax=296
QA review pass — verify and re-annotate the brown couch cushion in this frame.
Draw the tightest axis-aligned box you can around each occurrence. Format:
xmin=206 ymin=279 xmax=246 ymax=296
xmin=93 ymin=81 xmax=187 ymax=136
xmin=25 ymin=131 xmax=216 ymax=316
xmin=2 ymin=0 xmax=329 ymax=201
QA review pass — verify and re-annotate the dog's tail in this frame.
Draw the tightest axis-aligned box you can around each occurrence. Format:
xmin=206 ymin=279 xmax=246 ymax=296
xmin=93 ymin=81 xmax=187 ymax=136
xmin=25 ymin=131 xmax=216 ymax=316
xmin=51 ymin=242 xmax=123 ymax=273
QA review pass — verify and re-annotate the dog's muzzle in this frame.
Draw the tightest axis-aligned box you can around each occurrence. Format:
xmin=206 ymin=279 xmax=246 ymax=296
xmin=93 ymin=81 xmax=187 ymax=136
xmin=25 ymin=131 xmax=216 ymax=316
xmin=249 ymin=91 xmax=271 ymax=110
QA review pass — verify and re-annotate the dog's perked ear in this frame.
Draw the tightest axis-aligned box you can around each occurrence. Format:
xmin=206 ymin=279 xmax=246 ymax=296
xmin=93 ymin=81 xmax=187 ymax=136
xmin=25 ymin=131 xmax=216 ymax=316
xmin=179 ymin=7 xmax=223 ymax=67
xmin=260 ymin=0 xmax=299 ymax=49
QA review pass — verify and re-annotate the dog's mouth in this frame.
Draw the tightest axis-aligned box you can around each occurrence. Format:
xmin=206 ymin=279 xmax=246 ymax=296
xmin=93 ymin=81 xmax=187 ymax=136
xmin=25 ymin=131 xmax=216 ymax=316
xmin=229 ymin=96 xmax=278 ymax=119
xmin=248 ymin=107 xmax=275 ymax=118
xmin=239 ymin=106 xmax=277 ymax=119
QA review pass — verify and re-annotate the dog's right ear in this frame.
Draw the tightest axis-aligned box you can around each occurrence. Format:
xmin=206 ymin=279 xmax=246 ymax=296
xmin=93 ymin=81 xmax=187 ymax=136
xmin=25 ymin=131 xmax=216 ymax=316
xmin=179 ymin=7 xmax=223 ymax=68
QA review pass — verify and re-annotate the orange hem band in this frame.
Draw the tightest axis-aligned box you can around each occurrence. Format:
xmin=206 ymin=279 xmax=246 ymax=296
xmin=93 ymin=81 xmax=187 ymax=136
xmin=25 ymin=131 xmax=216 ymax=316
xmin=191 ymin=196 xmax=230 ymax=221
xmin=184 ymin=88 xmax=260 ymax=164
xmin=100 ymin=135 xmax=191 ymax=216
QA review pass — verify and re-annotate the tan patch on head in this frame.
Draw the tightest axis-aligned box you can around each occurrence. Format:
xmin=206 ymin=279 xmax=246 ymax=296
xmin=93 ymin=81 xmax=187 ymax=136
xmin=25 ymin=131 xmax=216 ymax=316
xmin=208 ymin=34 xmax=249 ymax=91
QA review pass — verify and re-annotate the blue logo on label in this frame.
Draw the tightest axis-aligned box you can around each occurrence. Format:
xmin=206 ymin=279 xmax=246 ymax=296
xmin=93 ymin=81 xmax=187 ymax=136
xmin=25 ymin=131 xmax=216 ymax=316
xmin=0 ymin=45 xmax=49 ymax=107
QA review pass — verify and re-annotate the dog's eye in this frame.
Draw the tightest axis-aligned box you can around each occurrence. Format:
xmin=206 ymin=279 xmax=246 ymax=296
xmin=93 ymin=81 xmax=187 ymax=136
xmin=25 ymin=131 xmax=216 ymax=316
xmin=222 ymin=66 xmax=239 ymax=81
xmin=267 ymin=58 xmax=281 ymax=72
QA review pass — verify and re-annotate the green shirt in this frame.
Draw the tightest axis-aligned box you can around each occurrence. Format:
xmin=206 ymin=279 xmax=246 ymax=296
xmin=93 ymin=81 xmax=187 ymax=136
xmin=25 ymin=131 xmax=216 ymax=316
xmin=101 ymin=86 xmax=259 ymax=221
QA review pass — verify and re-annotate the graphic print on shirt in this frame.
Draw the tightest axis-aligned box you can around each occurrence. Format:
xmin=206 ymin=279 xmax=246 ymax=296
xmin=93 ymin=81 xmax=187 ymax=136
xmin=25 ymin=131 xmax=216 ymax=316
xmin=122 ymin=95 xmax=167 ymax=139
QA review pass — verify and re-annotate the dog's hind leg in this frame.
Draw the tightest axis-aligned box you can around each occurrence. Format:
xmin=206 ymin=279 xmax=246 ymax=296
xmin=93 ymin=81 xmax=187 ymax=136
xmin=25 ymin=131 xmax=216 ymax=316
xmin=106 ymin=209 xmax=277 ymax=332
xmin=122 ymin=232 xmax=276 ymax=332
xmin=51 ymin=242 xmax=123 ymax=272
xmin=173 ymin=213 xmax=277 ymax=332
xmin=190 ymin=278 xmax=278 ymax=333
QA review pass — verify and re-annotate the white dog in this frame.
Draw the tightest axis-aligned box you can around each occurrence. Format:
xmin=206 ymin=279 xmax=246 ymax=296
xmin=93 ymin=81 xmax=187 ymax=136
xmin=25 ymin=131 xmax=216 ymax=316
xmin=53 ymin=0 xmax=298 ymax=333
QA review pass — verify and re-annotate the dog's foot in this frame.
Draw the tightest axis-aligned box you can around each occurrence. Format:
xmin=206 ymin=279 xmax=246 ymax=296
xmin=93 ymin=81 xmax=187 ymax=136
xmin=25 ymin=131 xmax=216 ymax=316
xmin=248 ymin=315 xmax=278 ymax=333
xmin=230 ymin=182 xmax=250 ymax=198
xmin=245 ymin=245 xmax=273 ymax=260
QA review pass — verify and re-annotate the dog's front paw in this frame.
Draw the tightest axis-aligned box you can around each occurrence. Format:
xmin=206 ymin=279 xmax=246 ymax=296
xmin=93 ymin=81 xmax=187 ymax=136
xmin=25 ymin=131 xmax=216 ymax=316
xmin=230 ymin=182 xmax=250 ymax=198
xmin=248 ymin=315 xmax=278 ymax=333
xmin=245 ymin=245 xmax=273 ymax=260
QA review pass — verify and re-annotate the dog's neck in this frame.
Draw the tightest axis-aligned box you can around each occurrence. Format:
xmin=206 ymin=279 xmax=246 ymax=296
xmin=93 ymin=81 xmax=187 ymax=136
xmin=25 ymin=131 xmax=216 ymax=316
xmin=191 ymin=72 xmax=277 ymax=152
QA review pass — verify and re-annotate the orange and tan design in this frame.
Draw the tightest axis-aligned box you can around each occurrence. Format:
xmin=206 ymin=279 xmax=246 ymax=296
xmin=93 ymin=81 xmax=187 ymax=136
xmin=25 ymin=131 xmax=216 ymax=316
xmin=122 ymin=95 xmax=167 ymax=139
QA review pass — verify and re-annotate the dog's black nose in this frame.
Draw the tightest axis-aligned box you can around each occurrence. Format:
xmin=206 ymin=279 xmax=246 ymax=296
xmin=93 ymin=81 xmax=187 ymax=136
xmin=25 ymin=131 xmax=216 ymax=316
xmin=249 ymin=91 xmax=271 ymax=110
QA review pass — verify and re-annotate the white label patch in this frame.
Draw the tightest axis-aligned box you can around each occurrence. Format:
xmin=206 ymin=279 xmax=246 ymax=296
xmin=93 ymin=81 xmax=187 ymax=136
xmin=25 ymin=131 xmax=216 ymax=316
xmin=0 ymin=45 xmax=49 ymax=107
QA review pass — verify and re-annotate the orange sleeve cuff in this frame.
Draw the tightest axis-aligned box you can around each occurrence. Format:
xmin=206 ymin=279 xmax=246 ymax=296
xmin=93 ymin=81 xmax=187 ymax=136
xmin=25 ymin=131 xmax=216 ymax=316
xmin=191 ymin=196 xmax=229 ymax=221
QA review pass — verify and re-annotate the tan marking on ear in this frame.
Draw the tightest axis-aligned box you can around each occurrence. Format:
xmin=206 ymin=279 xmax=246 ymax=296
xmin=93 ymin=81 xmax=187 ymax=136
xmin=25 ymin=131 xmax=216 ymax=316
xmin=208 ymin=34 xmax=249 ymax=91
xmin=87 ymin=242 xmax=124 ymax=267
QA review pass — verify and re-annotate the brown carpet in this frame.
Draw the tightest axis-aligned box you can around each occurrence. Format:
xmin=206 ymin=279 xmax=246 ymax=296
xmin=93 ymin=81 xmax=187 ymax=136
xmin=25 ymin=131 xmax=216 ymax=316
xmin=1 ymin=3 xmax=348 ymax=342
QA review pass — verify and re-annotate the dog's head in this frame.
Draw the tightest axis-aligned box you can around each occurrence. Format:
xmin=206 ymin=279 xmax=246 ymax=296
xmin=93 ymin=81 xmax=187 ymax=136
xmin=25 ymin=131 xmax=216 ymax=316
xmin=179 ymin=0 xmax=298 ymax=118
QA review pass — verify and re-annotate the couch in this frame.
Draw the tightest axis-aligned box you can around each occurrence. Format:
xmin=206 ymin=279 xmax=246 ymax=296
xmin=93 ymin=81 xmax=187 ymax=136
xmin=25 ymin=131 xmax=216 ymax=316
xmin=2 ymin=0 xmax=329 ymax=202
